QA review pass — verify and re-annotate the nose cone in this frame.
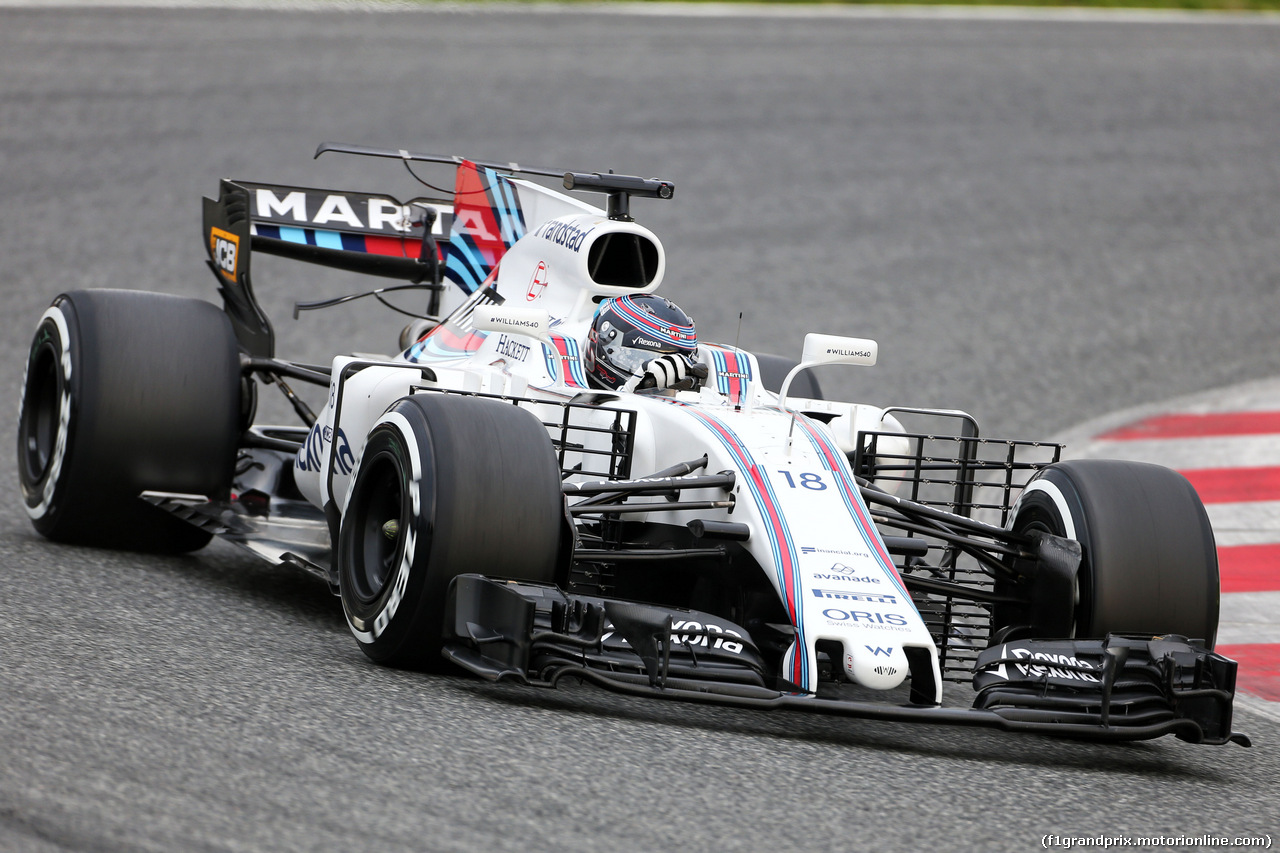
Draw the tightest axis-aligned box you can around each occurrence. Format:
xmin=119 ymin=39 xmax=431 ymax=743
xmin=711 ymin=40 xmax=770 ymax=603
xmin=843 ymin=643 xmax=910 ymax=690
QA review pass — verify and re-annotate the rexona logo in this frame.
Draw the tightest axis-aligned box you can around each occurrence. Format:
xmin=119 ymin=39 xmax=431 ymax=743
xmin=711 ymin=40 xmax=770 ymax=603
xmin=811 ymin=589 xmax=896 ymax=605
xmin=999 ymin=646 xmax=1101 ymax=683
xmin=602 ymin=619 xmax=744 ymax=655
xmin=670 ymin=620 xmax=744 ymax=655
xmin=209 ymin=227 xmax=239 ymax=282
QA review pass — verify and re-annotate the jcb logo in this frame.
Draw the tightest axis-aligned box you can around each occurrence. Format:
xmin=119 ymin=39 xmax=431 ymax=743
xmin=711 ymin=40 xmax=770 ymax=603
xmin=209 ymin=227 xmax=239 ymax=281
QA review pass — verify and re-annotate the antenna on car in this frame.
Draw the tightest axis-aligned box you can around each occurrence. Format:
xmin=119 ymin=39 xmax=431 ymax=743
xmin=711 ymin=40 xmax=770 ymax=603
xmin=314 ymin=142 xmax=564 ymax=180
xmin=315 ymin=143 xmax=675 ymax=222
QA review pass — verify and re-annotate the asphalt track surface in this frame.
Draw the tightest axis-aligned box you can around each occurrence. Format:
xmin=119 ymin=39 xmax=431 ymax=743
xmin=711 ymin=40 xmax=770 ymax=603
xmin=2 ymin=6 xmax=1280 ymax=852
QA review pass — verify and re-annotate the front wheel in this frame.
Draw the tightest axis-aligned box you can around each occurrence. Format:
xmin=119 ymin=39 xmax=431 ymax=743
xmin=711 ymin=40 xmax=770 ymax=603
xmin=337 ymin=393 xmax=566 ymax=670
xmin=1007 ymin=459 xmax=1219 ymax=646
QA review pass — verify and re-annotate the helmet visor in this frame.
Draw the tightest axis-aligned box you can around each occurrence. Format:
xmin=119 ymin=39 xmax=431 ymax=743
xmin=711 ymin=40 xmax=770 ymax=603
xmin=600 ymin=342 xmax=666 ymax=378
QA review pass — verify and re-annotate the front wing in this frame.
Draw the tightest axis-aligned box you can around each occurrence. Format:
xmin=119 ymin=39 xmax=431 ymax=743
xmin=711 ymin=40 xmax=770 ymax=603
xmin=444 ymin=575 xmax=1251 ymax=746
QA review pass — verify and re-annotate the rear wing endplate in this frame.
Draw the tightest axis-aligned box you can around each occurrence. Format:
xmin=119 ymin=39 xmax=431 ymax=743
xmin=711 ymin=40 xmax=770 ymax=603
xmin=203 ymin=179 xmax=273 ymax=358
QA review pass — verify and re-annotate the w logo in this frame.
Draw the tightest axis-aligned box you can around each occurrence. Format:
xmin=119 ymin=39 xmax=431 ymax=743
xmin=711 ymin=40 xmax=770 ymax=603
xmin=866 ymin=646 xmax=893 ymax=657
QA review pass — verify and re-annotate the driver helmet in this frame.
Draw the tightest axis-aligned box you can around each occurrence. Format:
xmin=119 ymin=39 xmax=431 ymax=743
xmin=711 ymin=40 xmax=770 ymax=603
xmin=585 ymin=294 xmax=697 ymax=390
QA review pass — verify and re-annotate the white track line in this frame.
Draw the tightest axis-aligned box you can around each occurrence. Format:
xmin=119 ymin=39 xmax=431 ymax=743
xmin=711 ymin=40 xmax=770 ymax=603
xmin=1207 ymin=502 xmax=1280 ymax=547
xmin=1235 ymin=691 xmax=1280 ymax=724
xmin=1219 ymin=592 xmax=1280 ymax=645
xmin=1059 ymin=376 xmax=1280 ymax=702
xmin=1069 ymin=434 xmax=1280 ymax=471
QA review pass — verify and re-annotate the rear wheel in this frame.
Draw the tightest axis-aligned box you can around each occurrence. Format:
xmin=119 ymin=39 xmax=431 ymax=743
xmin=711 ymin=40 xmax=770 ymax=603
xmin=1009 ymin=459 xmax=1219 ymax=646
xmin=337 ymin=393 xmax=565 ymax=670
xmin=17 ymin=289 xmax=240 ymax=552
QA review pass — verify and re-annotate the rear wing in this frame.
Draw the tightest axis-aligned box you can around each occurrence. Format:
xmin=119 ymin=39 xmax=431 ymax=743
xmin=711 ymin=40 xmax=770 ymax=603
xmin=202 ymin=179 xmax=450 ymax=358
xmin=236 ymin=181 xmax=450 ymax=281
xmin=202 ymin=144 xmax=674 ymax=358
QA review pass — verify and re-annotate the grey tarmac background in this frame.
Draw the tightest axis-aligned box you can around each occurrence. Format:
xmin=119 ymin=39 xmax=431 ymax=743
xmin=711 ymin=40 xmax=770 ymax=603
xmin=2 ymin=6 xmax=1279 ymax=852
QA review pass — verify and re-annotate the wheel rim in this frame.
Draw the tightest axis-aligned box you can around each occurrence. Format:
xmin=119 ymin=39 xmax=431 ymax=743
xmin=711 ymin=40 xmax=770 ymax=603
xmin=19 ymin=341 xmax=62 ymax=487
xmin=1017 ymin=508 xmax=1086 ymax=636
xmin=347 ymin=451 xmax=406 ymax=604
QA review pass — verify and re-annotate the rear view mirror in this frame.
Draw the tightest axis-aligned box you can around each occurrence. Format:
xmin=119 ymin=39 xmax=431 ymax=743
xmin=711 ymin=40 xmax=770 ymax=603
xmin=800 ymin=333 xmax=878 ymax=367
xmin=779 ymin=333 xmax=878 ymax=407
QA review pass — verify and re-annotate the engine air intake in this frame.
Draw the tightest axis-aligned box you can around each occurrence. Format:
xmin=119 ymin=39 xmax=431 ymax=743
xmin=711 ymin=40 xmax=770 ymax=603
xmin=587 ymin=232 xmax=659 ymax=288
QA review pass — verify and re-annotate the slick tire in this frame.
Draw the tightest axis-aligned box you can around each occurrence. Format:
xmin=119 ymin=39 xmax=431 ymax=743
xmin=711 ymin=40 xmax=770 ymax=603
xmin=337 ymin=393 xmax=564 ymax=671
xmin=755 ymin=353 xmax=824 ymax=400
xmin=1010 ymin=459 xmax=1219 ymax=647
xmin=17 ymin=289 xmax=240 ymax=552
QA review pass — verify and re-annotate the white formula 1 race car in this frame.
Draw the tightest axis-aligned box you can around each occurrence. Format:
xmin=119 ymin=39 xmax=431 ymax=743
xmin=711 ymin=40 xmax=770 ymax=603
xmin=17 ymin=143 xmax=1249 ymax=746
